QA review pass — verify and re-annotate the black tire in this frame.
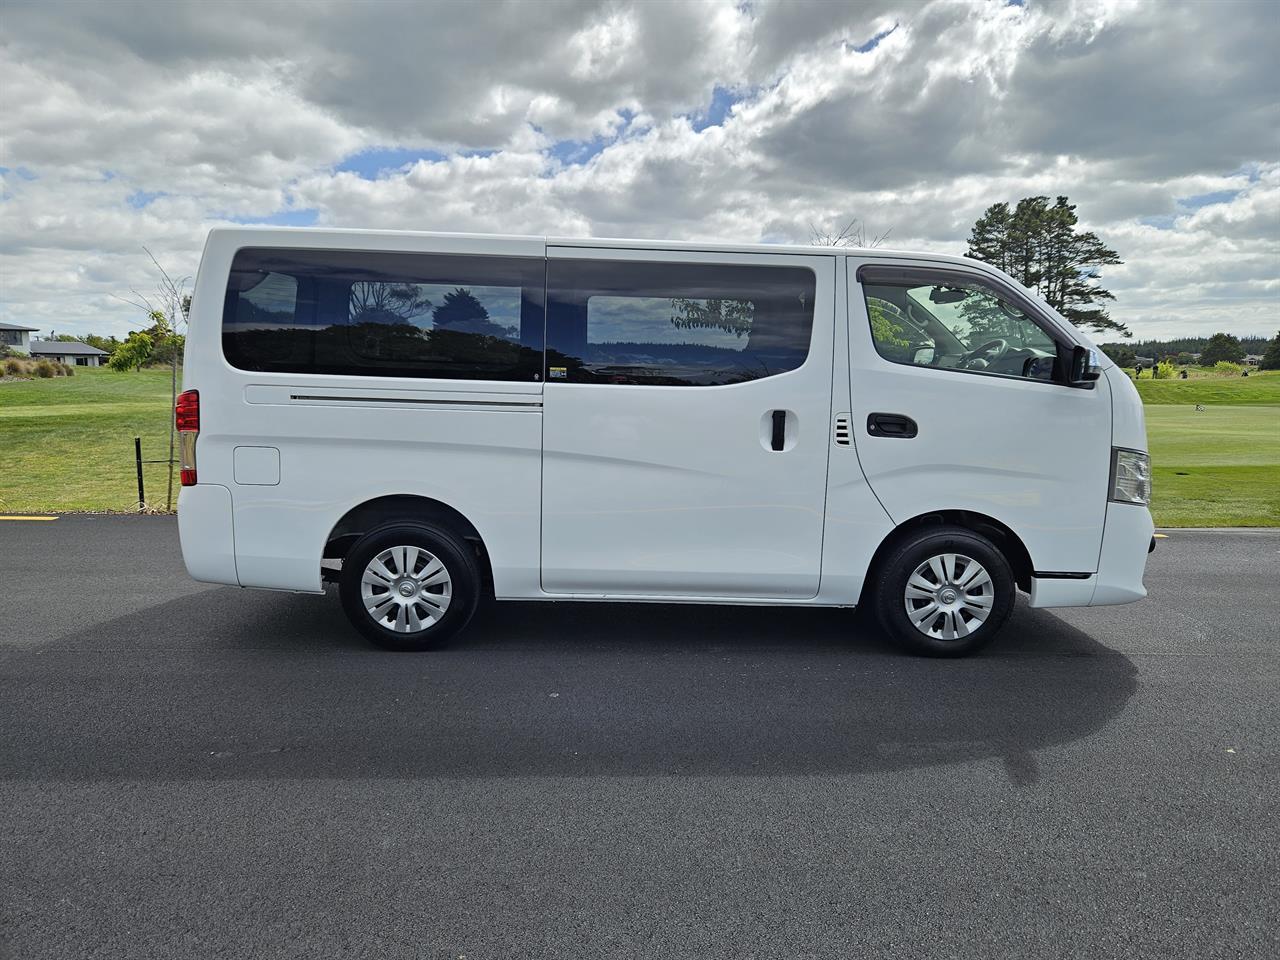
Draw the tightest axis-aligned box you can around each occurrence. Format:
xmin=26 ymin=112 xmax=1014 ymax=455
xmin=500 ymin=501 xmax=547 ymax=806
xmin=870 ymin=525 xmax=1015 ymax=657
xmin=339 ymin=522 xmax=481 ymax=651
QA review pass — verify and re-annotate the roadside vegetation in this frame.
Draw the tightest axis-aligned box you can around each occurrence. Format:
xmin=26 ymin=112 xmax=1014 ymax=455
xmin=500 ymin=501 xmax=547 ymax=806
xmin=2 ymin=356 xmax=78 ymax=379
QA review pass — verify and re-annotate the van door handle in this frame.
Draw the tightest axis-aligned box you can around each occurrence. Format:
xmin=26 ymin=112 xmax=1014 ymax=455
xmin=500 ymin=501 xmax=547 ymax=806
xmin=771 ymin=410 xmax=787 ymax=451
xmin=867 ymin=412 xmax=917 ymax=439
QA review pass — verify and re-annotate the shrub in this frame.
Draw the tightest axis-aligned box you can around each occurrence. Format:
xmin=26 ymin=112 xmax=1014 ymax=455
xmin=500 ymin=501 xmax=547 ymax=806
xmin=34 ymin=359 xmax=56 ymax=378
xmin=1152 ymin=360 xmax=1176 ymax=380
xmin=3 ymin=357 xmax=24 ymax=376
xmin=1213 ymin=360 xmax=1243 ymax=376
xmin=63 ymin=363 xmax=74 ymax=376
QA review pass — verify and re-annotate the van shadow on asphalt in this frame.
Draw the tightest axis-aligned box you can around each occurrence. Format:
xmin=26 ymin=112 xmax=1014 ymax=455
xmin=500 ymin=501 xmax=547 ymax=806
xmin=1 ymin=588 xmax=1137 ymax=784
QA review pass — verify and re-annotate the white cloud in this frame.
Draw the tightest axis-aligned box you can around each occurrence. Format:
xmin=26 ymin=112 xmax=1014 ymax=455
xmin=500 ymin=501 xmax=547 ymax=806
xmin=0 ymin=0 xmax=1276 ymax=341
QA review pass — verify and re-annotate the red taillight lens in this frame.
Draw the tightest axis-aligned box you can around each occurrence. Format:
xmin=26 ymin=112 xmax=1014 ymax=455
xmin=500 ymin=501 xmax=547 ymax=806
xmin=176 ymin=389 xmax=199 ymax=486
xmin=175 ymin=389 xmax=200 ymax=432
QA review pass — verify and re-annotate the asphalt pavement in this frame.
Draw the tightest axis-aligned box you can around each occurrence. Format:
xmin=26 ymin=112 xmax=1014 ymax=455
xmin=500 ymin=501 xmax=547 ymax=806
xmin=1 ymin=517 xmax=1276 ymax=959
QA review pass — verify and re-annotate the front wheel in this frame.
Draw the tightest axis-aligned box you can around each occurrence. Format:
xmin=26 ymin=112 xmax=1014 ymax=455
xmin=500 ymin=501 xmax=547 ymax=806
xmin=871 ymin=526 xmax=1015 ymax=657
xmin=338 ymin=522 xmax=481 ymax=651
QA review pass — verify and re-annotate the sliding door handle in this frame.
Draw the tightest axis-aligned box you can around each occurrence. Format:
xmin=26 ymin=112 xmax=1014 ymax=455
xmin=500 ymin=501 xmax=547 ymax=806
xmin=771 ymin=409 xmax=787 ymax=451
xmin=867 ymin=412 xmax=918 ymax=439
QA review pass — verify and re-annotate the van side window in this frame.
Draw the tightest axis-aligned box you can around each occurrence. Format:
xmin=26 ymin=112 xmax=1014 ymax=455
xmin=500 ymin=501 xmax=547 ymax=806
xmin=861 ymin=272 xmax=1060 ymax=382
xmin=546 ymin=259 xmax=815 ymax=386
xmin=222 ymin=248 xmax=544 ymax=381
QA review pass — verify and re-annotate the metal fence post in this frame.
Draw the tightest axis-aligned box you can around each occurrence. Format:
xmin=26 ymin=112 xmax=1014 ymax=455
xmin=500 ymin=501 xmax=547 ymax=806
xmin=135 ymin=437 xmax=145 ymax=511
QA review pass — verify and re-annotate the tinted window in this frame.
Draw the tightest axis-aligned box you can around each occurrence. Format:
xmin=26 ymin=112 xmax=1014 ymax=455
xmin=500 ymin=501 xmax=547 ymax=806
xmin=546 ymin=259 xmax=815 ymax=386
xmin=862 ymin=271 xmax=1061 ymax=382
xmin=222 ymin=248 xmax=544 ymax=381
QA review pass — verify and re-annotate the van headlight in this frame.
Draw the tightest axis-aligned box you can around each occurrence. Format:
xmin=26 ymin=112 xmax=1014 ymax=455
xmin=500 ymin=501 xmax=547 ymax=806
xmin=1110 ymin=448 xmax=1151 ymax=505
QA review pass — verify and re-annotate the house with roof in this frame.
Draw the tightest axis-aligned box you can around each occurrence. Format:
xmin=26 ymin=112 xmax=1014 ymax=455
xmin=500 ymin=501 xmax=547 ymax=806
xmin=29 ymin=339 xmax=110 ymax=367
xmin=0 ymin=321 xmax=40 ymax=355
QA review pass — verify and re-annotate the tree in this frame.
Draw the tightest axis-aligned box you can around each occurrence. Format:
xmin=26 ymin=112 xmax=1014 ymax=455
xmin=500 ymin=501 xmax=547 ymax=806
xmin=108 ymin=331 xmax=154 ymax=371
xmin=1199 ymin=332 xmax=1244 ymax=366
xmin=350 ymin=283 xmax=430 ymax=326
xmin=431 ymin=288 xmax=515 ymax=338
xmin=1101 ymin=343 xmax=1136 ymax=368
xmin=670 ymin=298 xmax=753 ymax=337
xmin=1259 ymin=331 xmax=1280 ymax=371
xmin=116 ymin=248 xmax=191 ymax=511
xmin=809 ymin=217 xmax=892 ymax=249
xmin=966 ymin=196 xmax=1128 ymax=336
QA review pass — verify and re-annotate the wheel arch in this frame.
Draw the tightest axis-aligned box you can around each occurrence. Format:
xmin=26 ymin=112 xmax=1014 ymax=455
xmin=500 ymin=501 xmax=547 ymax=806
xmin=859 ymin=509 xmax=1034 ymax=604
xmin=323 ymin=494 xmax=494 ymax=592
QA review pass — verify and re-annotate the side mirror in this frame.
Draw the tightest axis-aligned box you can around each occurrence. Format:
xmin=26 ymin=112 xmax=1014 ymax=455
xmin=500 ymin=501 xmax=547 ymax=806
xmin=913 ymin=347 xmax=935 ymax=365
xmin=1063 ymin=344 xmax=1102 ymax=388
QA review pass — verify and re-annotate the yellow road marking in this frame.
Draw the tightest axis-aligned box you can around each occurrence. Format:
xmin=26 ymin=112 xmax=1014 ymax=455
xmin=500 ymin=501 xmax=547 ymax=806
xmin=1154 ymin=533 xmax=1169 ymax=539
xmin=0 ymin=516 xmax=58 ymax=521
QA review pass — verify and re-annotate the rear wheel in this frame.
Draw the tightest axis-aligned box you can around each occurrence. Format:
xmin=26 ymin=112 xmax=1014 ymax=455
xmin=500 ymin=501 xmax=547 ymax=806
xmin=871 ymin=525 xmax=1014 ymax=657
xmin=339 ymin=522 xmax=480 ymax=651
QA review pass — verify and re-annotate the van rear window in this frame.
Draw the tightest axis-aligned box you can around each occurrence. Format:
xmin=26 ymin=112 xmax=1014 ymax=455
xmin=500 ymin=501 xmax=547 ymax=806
xmin=221 ymin=248 xmax=544 ymax=381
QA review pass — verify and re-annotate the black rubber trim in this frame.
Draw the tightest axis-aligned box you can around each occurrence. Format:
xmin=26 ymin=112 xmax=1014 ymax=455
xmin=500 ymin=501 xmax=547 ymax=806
xmin=1032 ymin=571 xmax=1093 ymax=580
xmin=290 ymin=394 xmax=542 ymax=408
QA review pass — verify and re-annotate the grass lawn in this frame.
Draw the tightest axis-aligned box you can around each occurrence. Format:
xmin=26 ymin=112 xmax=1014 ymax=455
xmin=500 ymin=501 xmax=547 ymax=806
xmin=1136 ymin=370 xmax=1280 ymax=526
xmin=1 ymin=365 xmax=1277 ymax=525
xmin=1135 ymin=370 xmax=1280 ymax=406
xmin=0 ymin=367 xmax=179 ymax=513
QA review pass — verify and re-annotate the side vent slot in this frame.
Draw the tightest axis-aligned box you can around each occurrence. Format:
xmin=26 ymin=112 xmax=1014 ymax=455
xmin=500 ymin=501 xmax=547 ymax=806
xmin=833 ymin=413 xmax=852 ymax=446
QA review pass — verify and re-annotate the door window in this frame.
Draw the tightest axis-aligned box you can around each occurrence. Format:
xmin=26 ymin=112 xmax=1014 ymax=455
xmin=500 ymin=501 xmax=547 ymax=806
xmin=861 ymin=272 xmax=1060 ymax=382
xmin=546 ymin=259 xmax=815 ymax=386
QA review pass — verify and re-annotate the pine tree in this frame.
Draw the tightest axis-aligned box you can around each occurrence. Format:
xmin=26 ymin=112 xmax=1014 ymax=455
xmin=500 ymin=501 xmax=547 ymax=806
xmin=1199 ymin=332 xmax=1244 ymax=366
xmin=966 ymin=195 xmax=1128 ymax=336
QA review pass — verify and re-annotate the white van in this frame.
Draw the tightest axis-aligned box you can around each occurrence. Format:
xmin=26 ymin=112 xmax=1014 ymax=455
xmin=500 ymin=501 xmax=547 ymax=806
xmin=177 ymin=228 xmax=1154 ymax=656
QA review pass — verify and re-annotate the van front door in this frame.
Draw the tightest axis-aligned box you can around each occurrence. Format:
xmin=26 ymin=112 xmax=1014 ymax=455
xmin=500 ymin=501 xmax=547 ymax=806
xmin=847 ymin=260 xmax=1113 ymax=577
xmin=540 ymin=248 xmax=835 ymax=598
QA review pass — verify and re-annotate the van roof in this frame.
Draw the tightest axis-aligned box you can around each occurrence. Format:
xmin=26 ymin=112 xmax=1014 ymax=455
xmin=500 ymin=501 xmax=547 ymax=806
xmin=204 ymin=226 xmax=984 ymax=269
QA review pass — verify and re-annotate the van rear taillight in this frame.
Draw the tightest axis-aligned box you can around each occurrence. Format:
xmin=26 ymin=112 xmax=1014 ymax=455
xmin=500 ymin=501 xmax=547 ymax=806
xmin=175 ymin=389 xmax=199 ymax=485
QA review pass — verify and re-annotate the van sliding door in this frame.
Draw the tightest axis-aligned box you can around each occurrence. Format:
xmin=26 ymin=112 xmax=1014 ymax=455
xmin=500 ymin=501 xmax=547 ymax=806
xmin=539 ymin=248 xmax=835 ymax=598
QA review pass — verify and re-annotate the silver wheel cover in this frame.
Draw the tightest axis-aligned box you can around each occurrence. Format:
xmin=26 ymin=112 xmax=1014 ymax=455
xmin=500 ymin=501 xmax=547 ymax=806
xmin=903 ymin=552 xmax=995 ymax=641
xmin=360 ymin=545 xmax=453 ymax=633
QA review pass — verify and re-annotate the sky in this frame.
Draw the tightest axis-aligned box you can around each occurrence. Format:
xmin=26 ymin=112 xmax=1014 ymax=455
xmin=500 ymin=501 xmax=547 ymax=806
xmin=1 ymin=0 xmax=1277 ymax=343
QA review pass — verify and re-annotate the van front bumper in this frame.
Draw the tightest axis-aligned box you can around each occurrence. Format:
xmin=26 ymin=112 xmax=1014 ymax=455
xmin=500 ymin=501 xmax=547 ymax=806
xmin=1090 ymin=502 xmax=1155 ymax=606
xmin=1028 ymin=503 xmax=1154 ymax=609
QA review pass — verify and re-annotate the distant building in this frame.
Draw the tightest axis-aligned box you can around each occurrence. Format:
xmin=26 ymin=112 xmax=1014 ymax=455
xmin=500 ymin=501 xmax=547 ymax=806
xmin=1243 ymin=354 xmax=1262 ymax=366
xmin=0 ymin=322 xmax=40 ymax=355
xmin=29 ymin=340 xmax=109 ymax=367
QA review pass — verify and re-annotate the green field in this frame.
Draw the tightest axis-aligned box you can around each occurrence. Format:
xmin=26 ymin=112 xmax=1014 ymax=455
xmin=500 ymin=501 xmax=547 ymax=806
xmin=0 ymin=367 xmax=178 ymax=513
xmin=1136 ymin=371 xmax=1280 ymax=526
xmin=1 ymin=365 xmax=1277 ymax=524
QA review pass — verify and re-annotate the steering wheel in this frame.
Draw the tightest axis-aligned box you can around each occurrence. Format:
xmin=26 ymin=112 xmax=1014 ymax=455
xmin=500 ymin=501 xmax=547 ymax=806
xmin=962 ymin=338 xmax=1009 ymax=370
